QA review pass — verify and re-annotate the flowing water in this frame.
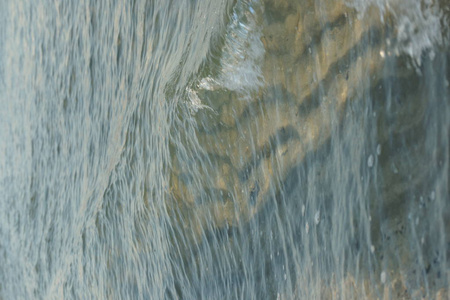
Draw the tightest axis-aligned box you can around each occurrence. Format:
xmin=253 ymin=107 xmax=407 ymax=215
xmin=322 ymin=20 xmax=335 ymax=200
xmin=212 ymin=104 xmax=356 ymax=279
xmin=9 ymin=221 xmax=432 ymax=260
xmin=1 ymin=0 xmax=449 ymax=299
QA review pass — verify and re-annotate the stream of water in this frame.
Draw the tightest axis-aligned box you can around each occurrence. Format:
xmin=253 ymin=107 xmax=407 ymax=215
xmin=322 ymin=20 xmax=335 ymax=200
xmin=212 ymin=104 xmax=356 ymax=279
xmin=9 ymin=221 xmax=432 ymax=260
xmin=1 ymin=0 xmax=449 ymax=299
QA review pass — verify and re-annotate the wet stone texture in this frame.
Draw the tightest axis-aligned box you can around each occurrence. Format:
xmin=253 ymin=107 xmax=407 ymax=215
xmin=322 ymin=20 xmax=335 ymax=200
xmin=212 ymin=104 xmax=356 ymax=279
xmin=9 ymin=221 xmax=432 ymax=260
xmin=166 ymin=0 xmax=449 ymax=299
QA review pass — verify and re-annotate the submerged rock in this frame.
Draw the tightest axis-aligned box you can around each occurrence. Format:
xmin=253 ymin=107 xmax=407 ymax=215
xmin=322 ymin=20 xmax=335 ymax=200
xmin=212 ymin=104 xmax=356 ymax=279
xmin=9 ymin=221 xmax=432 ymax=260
xmin=167 ymin=0 xmax=450 ymax=298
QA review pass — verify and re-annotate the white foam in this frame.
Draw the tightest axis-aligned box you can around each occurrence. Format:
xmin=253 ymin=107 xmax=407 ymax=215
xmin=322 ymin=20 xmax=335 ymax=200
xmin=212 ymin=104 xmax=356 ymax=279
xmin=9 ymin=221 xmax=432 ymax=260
xmin=198 ymin=0 xmax=265 ymax=94
xmin=186 ymin=87 xmax=214 ymax=113
xmin=347 ymin=0 xmax=447 ymax=65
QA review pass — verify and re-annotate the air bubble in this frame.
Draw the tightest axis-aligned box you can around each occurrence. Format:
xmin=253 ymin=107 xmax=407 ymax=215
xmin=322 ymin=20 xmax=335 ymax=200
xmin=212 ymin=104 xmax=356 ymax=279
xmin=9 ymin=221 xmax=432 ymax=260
xmin=430 ymin=191 xmax=435 ymax=200
xmin=314 ymin=211 xmax=320 ymax=225
xmin=392 ymin=163 xmax=399 ymax=174
xmin=381 ymin=271 xmax=386 ymax=284
xmin=367 ymin=155 xmax=374 ymax=168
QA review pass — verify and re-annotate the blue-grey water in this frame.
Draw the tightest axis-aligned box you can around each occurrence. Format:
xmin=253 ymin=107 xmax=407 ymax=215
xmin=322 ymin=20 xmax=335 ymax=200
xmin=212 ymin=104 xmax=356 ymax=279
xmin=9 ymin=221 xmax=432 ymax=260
xmin=1 ymin=0 xmax=449 ymax=299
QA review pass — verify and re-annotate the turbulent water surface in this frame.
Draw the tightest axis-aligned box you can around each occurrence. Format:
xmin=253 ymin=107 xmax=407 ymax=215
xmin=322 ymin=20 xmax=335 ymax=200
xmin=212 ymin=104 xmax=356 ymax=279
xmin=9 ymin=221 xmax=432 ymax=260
xmin=1 ymin=0 xmax=449 ymax=299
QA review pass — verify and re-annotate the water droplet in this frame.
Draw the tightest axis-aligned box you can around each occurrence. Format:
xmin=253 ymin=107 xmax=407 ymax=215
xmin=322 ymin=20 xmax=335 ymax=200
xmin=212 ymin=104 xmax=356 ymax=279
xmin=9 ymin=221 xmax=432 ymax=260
xmin=371 ymin=245 xmax=375 ymax=253
xmin=376 ymin=144 xmax=381 ymax=155
xmin=305 ymin=222 xmax=309 ymax=234
xmin=381 ymin=271 xmax=386 ymax=284
xmin=302 ymin=205 xmax=305 ymax=217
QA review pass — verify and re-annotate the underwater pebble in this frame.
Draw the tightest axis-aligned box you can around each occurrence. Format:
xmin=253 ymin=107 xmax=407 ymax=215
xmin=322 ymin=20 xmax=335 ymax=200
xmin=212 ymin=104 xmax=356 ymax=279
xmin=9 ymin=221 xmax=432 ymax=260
xmin=376 ymin=144 xmax=381 ymax=155
xmin=367 ymin=154 xmax=374 ymax=168
xmin=371 ymin=245 xmax=375 ymax=253
xmin=305 ymin=222 xmax=309 ymax=234
xmin=302 ymin=204 xmax=305 ymax=217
